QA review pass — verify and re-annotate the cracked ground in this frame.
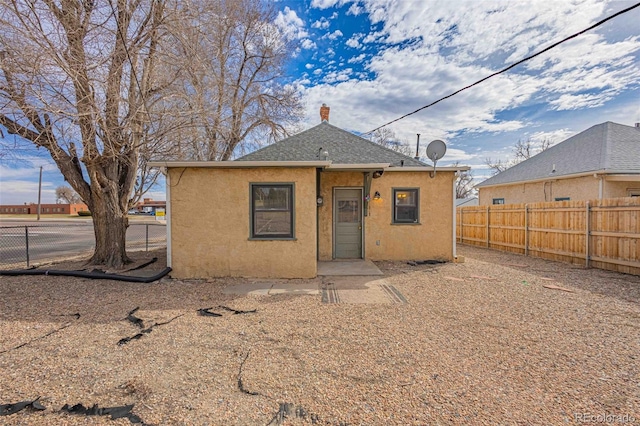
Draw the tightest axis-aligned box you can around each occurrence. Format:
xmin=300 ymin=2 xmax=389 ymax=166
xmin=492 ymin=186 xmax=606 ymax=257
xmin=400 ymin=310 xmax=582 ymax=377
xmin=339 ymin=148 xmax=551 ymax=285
xmin=1 ymin=246 xmax=639 ymax=425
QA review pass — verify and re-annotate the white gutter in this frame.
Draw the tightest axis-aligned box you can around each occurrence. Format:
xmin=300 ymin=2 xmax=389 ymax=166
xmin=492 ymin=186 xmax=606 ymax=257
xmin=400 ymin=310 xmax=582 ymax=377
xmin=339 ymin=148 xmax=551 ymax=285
xmin=165 ymin=171 xmax=172 ymax=268
xmin=148 ymin=160 xmax=332 ymax=168
xmin=598 ymin=175 xmax=603 ymax=199
xmin=476 ymin=169 xmax=613 ymax=189
xmin=325 ymin=163 xmax=389 ymax=170
xmin=453 ymin=171 xmax=457 ymax=260
xmin=387 ymin=166 xmax=471 ymax=172
xmin=148 ymin=160 xmax=471 ymax=173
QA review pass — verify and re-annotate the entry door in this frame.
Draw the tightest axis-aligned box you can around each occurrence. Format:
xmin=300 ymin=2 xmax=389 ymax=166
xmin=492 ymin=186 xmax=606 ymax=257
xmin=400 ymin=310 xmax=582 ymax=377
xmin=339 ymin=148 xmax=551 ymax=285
xmin=334 ymin=188 xmax=362 ymax=259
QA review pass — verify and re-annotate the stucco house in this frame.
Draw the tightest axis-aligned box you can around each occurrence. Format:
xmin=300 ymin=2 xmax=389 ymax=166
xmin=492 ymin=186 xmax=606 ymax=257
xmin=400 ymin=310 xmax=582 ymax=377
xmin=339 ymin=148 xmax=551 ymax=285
xmin=150 ymin=107 xmax=468 ymax=279
xmin=476 ymin=122 xmax=640 ymax=206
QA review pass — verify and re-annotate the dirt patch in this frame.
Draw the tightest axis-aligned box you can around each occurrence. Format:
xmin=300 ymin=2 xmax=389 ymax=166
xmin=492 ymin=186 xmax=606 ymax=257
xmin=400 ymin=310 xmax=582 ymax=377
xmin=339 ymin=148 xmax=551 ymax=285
xmin=0 ymin=245 xmax=638 ymax=424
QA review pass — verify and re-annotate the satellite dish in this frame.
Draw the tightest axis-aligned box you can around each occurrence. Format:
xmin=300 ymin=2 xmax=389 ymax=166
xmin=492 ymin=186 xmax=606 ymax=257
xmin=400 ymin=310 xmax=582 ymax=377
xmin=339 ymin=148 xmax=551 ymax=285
xmin=426 ymin=140 xmax=446 ymax=178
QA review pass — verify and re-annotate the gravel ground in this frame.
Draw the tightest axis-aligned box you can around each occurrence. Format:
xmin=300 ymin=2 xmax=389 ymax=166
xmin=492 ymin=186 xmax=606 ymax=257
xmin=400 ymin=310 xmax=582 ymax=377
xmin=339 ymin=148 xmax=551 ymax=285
xmin=0 ymin=245 xmax=638 ymax=425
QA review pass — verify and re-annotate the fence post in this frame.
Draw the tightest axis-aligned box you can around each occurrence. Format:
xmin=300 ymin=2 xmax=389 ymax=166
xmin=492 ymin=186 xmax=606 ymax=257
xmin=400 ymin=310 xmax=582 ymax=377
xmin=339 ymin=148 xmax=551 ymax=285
xmin=486 ymin=206 xmax=490 ymax=247
xmin=24 ymin=225 xmax=30 ymax=267
xmin=460 ymin=209 xmax=463 ymax=244
xmin=146 ymin=224 xmax=149 ymax=252
xmin=585 ymin=201 xmax=590 ymax=268
xmin=524 ymin=204 xmax=529 ymax=256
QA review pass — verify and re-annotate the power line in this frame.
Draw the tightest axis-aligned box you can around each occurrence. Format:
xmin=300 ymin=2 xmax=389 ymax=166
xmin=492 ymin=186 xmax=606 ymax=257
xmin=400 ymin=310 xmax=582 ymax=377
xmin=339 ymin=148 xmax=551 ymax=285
xmin=363 ymin=1 xmax=640 ymax=135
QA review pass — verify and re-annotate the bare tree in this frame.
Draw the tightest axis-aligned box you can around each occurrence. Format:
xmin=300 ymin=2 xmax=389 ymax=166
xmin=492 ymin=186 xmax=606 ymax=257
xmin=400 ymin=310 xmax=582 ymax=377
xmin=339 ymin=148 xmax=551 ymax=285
xmin=0 ymin=0 xmax=170 ymax=268
xmin=370 ymin=128 xmax=412 ymax=156
xmin=55 ymin=186 xmax=82 ymax=204
xmin=485 ymin=137 xmax=554 ymax=175
xmin=452 ymin=162 xmax=475 ymax=199
xmin=162 ymin=0 xmax=303 ymax=161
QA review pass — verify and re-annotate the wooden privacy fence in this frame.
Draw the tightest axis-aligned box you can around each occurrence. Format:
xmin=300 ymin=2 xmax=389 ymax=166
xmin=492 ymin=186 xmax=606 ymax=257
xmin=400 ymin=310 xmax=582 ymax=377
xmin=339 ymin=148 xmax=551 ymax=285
xmin=457 ymin=197 xmax=640 ymax=276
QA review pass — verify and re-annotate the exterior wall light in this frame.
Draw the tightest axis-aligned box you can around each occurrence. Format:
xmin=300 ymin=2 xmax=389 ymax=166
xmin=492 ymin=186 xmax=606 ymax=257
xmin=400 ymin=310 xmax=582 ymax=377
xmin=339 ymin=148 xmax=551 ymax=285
xmin=374 ymin=191 xmax=381 ymax=200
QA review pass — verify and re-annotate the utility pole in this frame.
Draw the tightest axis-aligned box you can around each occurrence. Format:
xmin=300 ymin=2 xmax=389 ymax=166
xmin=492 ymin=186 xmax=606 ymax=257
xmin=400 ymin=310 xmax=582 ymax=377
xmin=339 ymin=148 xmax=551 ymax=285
xmin=37 ymin=166 xmax=42 ymax=221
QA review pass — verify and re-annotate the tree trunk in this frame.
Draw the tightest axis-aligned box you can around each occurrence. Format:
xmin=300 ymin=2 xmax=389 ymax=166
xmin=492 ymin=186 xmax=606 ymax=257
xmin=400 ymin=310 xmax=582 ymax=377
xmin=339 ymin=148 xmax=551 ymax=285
xmin=89 ymin=192 xmax=130 ymax=269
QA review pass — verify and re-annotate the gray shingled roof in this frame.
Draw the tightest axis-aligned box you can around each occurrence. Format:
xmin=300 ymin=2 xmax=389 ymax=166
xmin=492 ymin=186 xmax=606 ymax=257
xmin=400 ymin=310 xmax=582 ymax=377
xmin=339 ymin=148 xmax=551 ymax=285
xmin=236 ymin=122 xmax=426 ymax=167
xmin=476 ymin=122 xmax=640 ymax=188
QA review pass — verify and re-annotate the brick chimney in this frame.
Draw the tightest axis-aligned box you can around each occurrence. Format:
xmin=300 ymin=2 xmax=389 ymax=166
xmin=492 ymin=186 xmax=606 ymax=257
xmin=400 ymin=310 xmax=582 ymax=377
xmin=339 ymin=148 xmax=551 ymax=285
xmin=320 ymin=104 xmax=330 ymax=122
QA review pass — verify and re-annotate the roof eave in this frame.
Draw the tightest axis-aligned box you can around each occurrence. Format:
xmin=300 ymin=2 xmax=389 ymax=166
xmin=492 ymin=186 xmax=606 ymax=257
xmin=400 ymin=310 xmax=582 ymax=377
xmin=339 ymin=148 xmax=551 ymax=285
xmin=475 ymin=169 xmax=617 ymax=188
xmin=325 ymin=163 xmax=390 ymax=171
xmin=148 ymin=160 xmax=332 ymax=168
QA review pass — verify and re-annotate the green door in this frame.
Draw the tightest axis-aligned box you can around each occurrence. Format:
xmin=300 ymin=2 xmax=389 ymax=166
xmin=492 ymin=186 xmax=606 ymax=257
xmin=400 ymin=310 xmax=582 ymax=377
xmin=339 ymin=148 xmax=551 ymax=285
xmin=334 ymin=188 xmax=362 ymax=259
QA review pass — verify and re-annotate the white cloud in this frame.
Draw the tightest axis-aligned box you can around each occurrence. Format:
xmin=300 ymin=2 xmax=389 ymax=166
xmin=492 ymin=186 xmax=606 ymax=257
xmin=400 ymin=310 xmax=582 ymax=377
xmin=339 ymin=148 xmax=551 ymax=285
xmin=311 ymin=0 xmax=347 ymax=10
xmin=311 ymin=18 xmax=330 ymax=29
xmin=549 ymin=92 xmax=616 ymax=110
xmin=274 ymin=7 xmax=308 ymax=40
xmin=323 ymin=68 xmax=353 ymax=84
xmin=348 ymin=3 xmax=363 ymax=16
xmin=438 ymin=148 xmax=474 ymax=162
xmin=362 ymin=31 xmax=385 ymax=44
xmin=346 ymin=33 xmax=363 ymax=48
xmin=0 ymin=180 xmax=57 ymax=204
xmin=347 ymin=53 xmax=366 ymax=63
xmin=301 ymin=39 xmax=317 ymax=50
xmin=526 ymin=129 xmax=575 ymax=145
xmin=305 ymin=63 xmax=315 ymax=69
xmin=295 ymin=0 xmax=640 ymax=158
xmin=313 ymin=69 xmax=323 ymax=75
xmin=325 ymin=30 xmax=344 ymax=40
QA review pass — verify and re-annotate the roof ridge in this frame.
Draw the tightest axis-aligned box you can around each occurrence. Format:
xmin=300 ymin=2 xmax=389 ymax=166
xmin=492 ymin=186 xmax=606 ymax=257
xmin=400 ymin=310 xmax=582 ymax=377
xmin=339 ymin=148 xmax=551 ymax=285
xmin=321 ymin=122 xmax=427 ymax=165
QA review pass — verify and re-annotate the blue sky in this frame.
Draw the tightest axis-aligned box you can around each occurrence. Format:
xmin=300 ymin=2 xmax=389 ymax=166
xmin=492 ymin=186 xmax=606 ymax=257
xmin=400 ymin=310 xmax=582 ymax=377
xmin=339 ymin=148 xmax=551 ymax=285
xmin=1 ymin=0 xmax=639 ymax=204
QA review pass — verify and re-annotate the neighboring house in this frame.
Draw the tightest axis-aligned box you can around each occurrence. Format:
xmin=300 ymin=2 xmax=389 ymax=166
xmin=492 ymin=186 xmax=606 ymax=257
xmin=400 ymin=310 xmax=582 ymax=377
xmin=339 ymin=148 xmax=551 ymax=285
xmin=456 ymin=197 xmax=478 ymax=207
xmin=476 ymin=122 xmax=640 ymax=205
xmin=150 ymin=106 xmax=469 ymax=279
xmin=0 ymin=203 xmax=88 ymax=215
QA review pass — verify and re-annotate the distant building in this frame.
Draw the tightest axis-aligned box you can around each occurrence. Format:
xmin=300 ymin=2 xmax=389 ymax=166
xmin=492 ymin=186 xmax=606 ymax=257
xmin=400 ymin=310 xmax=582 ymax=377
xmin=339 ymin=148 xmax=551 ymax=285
xmin=476 ymin=122 xmax=640 ymax=205
xmin=0 ymin=203 xmax=89 ymax=215
xmin=456 ymin=197 xmax=478 ymax=207
xmin=132 ymin=198 xmax=166 ymax=214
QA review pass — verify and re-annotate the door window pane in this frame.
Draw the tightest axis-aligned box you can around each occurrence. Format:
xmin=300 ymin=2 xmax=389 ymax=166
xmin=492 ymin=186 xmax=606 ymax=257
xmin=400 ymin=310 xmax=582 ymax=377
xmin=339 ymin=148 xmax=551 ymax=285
xmin=337 ymin=200 xmax=359 ymax=223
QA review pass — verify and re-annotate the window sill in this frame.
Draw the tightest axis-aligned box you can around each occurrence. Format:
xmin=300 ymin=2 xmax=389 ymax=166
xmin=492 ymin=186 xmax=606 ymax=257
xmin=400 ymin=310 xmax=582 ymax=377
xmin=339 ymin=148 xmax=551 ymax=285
xmin=391 ymin=222 xmax=422 ymax=226
xmin=248 ymin=237 xmax=297 ymax=241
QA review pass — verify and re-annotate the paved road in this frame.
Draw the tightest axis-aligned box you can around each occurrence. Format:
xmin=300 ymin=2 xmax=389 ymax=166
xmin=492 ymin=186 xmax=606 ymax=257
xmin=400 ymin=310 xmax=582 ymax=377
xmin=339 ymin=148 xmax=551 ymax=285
xmin=0 ymin=219 xmax=166 ymax=268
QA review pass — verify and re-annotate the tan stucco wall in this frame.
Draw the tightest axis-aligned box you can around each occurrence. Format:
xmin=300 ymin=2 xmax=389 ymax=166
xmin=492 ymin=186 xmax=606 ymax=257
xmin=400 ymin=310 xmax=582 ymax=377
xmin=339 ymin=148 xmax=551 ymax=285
xmin=318 ymin=170 xmax=456 ymax=261
xmin=478 ymin=175 xmax=601 ymax=205
xmin=168 ymin=167 xmax=317 ymax=279
xmin=603 ymin=180 xmax=640 ymax=198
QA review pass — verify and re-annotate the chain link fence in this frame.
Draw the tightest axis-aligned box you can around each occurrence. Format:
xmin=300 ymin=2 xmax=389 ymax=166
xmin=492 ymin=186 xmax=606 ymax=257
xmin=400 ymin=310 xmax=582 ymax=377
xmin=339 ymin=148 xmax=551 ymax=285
xmin=0 ymin=223 xmax=166 ymax=270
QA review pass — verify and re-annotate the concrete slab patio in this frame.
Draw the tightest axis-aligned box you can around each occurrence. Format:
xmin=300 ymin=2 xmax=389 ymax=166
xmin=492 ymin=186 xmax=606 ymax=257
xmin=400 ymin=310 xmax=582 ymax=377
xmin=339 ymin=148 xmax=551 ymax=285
xmin=221 ymin=280 xmax=321 ymax=296
xmin=321 ymin=276 xmax=407 ymax=304
xmin=317 ymin=260 xmax=383 ymax=276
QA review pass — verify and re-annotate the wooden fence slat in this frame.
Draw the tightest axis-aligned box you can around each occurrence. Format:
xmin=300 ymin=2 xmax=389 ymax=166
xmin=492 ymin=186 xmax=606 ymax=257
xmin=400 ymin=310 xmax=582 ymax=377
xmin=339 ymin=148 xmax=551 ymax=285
xmin=456 ymin=197 xmax=640 ymax=276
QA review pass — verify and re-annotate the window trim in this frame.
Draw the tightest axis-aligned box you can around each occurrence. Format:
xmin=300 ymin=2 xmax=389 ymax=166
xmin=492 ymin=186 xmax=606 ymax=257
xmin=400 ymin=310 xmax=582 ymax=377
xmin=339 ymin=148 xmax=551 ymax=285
xmin=492 ymin=198 xmax=505 ymax=205
xmin=249 ymin=183 xmax=295 ymax=240
xmin=627 ymin=188 xmax=640 ymax=197
xmin=392 ymin=188 xmax=420 ymax=224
